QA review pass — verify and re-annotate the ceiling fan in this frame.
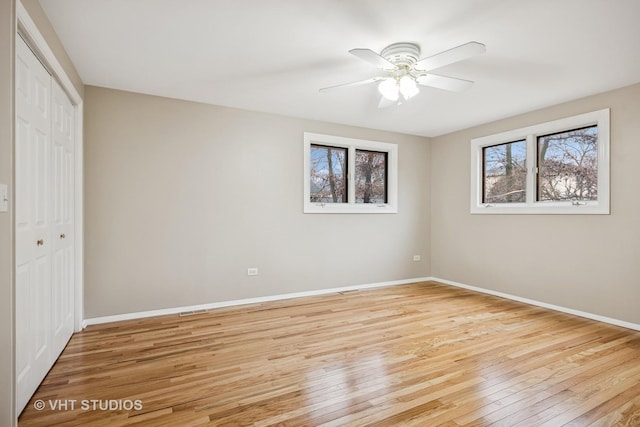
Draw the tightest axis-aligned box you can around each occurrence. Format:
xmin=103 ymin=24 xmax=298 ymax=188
xmin=320 ymin=41 xmax=486 ymax=107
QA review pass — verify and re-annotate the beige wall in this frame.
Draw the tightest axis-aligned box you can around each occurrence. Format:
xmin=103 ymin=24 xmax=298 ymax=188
xmin=0 ymin=1 xmax=15 ymax=424
xmin=431 ymin=83 xmax=640 ymax=325
xmin=84 ymin=86 xmax=431 ymax=318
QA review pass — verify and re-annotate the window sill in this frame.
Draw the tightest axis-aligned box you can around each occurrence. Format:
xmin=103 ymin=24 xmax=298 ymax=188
xmin=471 ymin=202 xmax=609 ymax=215
xmin=304 ymin=203 xmax=397 ymax=214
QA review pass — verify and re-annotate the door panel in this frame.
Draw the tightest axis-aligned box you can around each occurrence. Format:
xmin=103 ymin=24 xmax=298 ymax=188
xmin=50 ymin=79 xmax=75 ymax=359
xmin=15 ymin=35 xmax=53 ymax=415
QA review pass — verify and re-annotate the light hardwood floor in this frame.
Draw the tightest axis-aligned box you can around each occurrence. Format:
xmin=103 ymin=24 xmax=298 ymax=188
xmin=18 ymin=281 xmax=640 ymax=426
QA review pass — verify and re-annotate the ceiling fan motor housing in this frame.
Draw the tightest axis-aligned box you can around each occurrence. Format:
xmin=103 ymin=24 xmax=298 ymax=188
xmin=380 ymin=42 xmax=421 ymax=67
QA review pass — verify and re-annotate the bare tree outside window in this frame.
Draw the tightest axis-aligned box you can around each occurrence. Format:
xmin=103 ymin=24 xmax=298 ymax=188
xmin=483 ymin=140 xmax=527 ymax=203
xmin=355 ymin=150 xmax=387 ymax=203
xmin=537 ymin=126 xmax=598 ymax=202
xmin=309 ymin=144 xmax=347 ymax=203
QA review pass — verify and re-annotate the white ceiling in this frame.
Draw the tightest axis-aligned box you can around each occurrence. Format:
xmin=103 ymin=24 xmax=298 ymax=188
xmin=39 ymin=0 xmax=640 ymax=137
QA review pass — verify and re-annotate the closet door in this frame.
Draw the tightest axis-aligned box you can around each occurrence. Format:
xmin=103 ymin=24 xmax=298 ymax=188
xmin=15 ymin=35 xmax=53 ymax=413
xmin=50 ymin=80 xmax=75 ymax=359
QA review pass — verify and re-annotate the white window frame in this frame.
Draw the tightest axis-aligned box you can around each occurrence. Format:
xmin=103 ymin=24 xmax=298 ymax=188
xmin=470 ymin=109 xmax=610 ymax=215
xmin=304 ymin=132 xmax=398 ymax=214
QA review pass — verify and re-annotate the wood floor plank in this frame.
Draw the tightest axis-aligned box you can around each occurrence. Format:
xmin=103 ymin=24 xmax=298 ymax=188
xmin=18 ymin=281 xmax=640 ymax=426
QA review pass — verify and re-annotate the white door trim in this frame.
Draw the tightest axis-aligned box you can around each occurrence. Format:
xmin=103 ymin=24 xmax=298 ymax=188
xmin=17 ymin=1 xmax=84 ymax=331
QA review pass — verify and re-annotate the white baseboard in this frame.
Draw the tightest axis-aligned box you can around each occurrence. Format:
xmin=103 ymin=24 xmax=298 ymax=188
xmin=428 ymin=276 xmax=640 ymax=332
xmin=83 ymin=276 xmax=640 ymax=332
xmin=82 ymin=277 xmax=432 ymax=327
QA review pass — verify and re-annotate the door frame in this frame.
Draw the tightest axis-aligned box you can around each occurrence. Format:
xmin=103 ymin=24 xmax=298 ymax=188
xmin=16 ymin=1 xmax=84 ymax=332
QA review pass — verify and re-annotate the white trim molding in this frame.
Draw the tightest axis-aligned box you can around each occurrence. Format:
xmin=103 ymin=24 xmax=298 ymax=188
xmin=85 ymin=276 xmax=640 ymax=332
xmin=16 ymin=2 xmax=81 ymax=105
xmin=73 ymin=102 xmax=84 ymax=331
xmin=83 ymin=277 xmax=431 ymax=327
xmin=429 ymin=277 xmax=640 ymax=332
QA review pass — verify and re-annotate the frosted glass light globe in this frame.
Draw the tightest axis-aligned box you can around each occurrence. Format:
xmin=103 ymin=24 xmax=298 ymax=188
xmin=399 ymin=75 xmax=419 ymax=99
xmin=378 ymin=78 xmax=399 ymax=101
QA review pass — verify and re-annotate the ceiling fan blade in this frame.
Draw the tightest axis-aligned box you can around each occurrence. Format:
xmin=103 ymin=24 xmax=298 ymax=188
xmin=319 ymin=76 xmax=384 ymax=92
xmin=414 ymin=41 xmax=486 ymax=71
xmin=349 ymin=48 xmax=397 ymax=71
xmin=416 ymin=74 xmax=474 ymax=92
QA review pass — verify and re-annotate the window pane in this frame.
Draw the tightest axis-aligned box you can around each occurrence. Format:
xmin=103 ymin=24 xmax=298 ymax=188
xmin=309 ymin=144 xmax=347 ymax=203
xmin=355 ymin=150 xmax=387 ymax=203
xmin=483 ymin=140 xmax=527 ymax=203
xmin=537 ymin=125 xmax=598 ymax=202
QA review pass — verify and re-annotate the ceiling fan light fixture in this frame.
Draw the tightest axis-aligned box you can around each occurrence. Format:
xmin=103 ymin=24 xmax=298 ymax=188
xmin=399 ymin=75 xmax=419 ymax=99
xmin=321 ymin=40 xmax=485 ymax=108
xmin=378 ymin=78 xmax=399 ymax=101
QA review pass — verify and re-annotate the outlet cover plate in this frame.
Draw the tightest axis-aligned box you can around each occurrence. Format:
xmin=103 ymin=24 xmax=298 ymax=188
xmin=0 ymin=184 xmax=7 ymax=213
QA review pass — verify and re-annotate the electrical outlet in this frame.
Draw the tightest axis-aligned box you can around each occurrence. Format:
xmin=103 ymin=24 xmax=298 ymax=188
xmin=0 ymin=184 xmax=7 ymax=213
xmin=413 ymin=255 xmax=421 ymax=261
xmin=247 ymin=268 xmax=258 ymax=276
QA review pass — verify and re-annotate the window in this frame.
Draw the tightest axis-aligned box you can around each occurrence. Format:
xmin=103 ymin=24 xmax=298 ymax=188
xmin=483 ymin=140 xmax=527 ymax=204
xmin=471 ymin=109 xmax=609 ymax=214
xmin=355 ymin=150 xmax=387 ymax=204
xmin=304 ymin=133 xmax=397 ymax=213
xmin=310 ymin=145 xmax=347 ymax=203
xmin=537 ymin=126 xmax=598 ymax=202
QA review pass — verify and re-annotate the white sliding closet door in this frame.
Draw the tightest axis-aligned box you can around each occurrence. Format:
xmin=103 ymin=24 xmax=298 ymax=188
xmin=15 ymin=35 xmax=75 ymax=414
xmin=50 ymin=79 xmax=75 ymax=359
xmin=15 ymin=34 xmax=53 ymax=414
